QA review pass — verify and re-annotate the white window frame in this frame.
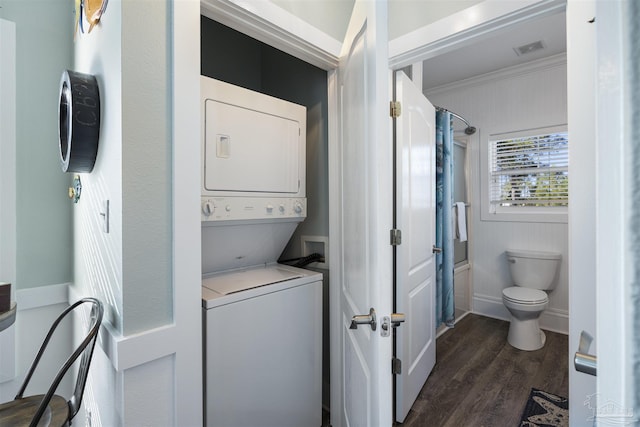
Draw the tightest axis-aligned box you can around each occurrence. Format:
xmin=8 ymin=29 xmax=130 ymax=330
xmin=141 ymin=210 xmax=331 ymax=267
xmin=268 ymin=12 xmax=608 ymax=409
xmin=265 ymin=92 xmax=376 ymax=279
xmin=480 ymin=124 xmax=568 ymax=223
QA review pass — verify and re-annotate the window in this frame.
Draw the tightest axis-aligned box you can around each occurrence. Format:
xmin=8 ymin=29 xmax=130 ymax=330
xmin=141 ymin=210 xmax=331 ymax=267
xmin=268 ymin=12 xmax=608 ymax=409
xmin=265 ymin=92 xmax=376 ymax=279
xmin=481 ymin=125 xmax=568 ymax=222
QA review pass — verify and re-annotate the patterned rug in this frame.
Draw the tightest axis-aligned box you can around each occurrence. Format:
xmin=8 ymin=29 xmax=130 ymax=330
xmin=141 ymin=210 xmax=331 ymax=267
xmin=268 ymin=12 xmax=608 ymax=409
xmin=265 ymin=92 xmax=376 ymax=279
xmin=519 ymin=388 xmax=569 ymax=427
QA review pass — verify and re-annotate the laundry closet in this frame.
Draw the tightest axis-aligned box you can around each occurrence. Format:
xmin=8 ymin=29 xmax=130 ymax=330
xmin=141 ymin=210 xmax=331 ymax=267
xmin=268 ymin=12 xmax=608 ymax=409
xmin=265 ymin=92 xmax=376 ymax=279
xmin=199 ymin=15 xmax=330 ymax=427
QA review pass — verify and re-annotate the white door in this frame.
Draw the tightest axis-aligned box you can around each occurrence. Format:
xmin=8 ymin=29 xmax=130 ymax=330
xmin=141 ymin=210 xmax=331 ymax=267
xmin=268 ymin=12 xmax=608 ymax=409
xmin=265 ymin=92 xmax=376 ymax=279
xmin=330 ymin=0 xmax=393 ymax=426
xmin=566 ymin=1 xmax=598 ymax=424
xmin=593 ymin=1 xmax=635 ymax=423
xmin=393 ymin=71 xmax=436 ymax=422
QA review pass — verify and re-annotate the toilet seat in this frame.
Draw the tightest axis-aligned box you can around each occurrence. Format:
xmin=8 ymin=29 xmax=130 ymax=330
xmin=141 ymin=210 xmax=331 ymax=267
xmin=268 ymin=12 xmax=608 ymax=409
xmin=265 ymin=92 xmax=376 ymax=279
xmin=502 ymin=287 xmax=548 ymax=305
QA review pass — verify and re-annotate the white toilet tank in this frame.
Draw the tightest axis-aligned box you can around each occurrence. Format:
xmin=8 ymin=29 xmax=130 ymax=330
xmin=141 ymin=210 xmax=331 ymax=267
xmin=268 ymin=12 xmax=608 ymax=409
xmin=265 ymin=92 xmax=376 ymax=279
xmin=506 ymin=249 xmax=561 ymax=290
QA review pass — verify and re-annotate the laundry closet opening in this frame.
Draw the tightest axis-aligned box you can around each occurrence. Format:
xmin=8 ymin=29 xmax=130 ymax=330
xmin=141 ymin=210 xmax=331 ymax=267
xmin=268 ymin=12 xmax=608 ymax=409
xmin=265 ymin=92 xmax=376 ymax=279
xmin=200 ymin=15 xmax=331 ymax=412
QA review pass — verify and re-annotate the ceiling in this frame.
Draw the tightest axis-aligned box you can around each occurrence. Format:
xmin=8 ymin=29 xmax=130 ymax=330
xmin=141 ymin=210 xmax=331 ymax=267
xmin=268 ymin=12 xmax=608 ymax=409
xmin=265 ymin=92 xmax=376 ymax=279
xmin=422 ymin=11 xmax=566 ymax=91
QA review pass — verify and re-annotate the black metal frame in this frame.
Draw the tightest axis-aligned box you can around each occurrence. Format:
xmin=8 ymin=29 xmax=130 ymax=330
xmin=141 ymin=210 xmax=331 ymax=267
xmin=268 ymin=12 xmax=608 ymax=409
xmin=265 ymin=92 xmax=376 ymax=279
xmin=14 ymin=297 xmax=103 ymax=427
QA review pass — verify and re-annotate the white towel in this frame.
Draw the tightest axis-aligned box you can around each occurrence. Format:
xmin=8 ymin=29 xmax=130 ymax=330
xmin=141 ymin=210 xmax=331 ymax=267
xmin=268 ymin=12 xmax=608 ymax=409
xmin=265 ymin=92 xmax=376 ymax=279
xmin=455 ymin=202 xmax=467 ymax=242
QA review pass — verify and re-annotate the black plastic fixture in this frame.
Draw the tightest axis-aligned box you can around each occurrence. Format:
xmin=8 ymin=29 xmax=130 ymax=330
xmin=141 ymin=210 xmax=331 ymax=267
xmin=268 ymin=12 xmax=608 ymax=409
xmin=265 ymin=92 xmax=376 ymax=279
xmin=58 ymin=70 xmax=101 ymax=173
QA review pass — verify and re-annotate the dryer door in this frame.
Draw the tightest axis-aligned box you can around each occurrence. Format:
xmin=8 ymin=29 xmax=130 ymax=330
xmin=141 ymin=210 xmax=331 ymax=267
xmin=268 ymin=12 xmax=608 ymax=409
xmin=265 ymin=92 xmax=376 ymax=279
xmin=203 ymin=98 xmax=301 ymax=194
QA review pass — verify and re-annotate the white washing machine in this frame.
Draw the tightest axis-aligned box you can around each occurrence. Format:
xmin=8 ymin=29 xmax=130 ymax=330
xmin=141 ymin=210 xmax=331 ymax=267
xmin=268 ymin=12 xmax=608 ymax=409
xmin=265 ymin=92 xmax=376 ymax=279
xmin=202 ymin=263 xmax=322 ymax=427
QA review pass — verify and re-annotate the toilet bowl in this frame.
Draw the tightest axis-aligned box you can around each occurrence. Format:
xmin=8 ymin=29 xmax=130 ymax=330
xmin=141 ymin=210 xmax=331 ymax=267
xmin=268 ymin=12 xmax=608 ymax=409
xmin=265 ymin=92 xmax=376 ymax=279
xmin=502 ymin=250 xmax=561 ymax=351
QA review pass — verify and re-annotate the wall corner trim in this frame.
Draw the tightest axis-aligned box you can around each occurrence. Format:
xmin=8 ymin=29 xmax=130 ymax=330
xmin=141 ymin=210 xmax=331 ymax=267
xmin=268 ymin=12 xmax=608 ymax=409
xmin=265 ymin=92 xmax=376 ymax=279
xmin=100 ymin=323 xmax=178 ymax=372
xmin=66 ymin=285 xmax=178 ymax=372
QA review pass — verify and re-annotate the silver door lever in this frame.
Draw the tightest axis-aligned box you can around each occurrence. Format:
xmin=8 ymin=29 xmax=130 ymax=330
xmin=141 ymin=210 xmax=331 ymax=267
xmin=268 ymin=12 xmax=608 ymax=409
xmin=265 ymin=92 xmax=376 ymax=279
xmin=350 ymin=308 xmax=377 ymax=331
xmin=574 ymin=330 xmax=597 ymax=376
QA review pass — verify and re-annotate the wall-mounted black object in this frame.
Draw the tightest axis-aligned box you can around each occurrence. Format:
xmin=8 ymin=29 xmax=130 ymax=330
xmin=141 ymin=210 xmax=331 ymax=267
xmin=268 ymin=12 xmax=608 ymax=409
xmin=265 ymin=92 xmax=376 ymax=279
xmin=58 ymin=70 xmax=100 ymax=173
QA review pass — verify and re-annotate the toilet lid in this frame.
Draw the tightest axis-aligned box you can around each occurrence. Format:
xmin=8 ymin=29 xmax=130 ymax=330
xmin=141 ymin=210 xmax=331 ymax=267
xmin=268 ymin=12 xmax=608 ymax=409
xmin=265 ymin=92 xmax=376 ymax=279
xmin=502 ymin=287 xmax=548 ymax=304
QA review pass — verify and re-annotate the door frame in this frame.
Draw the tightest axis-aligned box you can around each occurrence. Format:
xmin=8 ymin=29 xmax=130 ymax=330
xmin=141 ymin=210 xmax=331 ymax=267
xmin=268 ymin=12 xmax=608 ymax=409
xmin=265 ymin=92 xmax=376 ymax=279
xmin=198 ymin=2 xmax=577 ymax=426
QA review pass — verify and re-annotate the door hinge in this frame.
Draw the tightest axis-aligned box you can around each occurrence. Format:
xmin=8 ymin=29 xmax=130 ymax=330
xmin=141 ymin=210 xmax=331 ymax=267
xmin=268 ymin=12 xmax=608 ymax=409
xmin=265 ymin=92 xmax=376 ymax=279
xmin=390 ymin=229 xmax=402 ymax=246
xmin=392 ymin=357 xmax=402 ymax=375
xmin=390 ymin=101 xmax=401 ymax=118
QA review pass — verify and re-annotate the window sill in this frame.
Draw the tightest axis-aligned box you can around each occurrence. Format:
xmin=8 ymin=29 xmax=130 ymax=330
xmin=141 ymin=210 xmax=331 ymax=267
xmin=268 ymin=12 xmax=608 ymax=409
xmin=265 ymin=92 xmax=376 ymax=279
xmin=480 ymin=209 xmax=568 ymax=223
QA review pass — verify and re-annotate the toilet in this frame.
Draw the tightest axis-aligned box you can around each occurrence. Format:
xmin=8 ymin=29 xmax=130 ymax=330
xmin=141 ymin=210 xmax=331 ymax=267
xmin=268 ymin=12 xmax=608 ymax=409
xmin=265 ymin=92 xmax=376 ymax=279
xmin=502 ymin=249 xmax=561 ymax=351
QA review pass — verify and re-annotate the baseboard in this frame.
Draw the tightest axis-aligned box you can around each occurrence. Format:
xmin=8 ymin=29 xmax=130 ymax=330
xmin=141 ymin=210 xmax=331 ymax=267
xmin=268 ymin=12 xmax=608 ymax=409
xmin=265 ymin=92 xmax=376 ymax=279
xmin=67 ymin=285 xmax=179 ymax=372
xmin=16 ymin=282 xmax=70 ymax=311
xmin=473 ymin=293 xmax=568 ymax=335
xmin=15 ymin=283 xmax=179 ymax=372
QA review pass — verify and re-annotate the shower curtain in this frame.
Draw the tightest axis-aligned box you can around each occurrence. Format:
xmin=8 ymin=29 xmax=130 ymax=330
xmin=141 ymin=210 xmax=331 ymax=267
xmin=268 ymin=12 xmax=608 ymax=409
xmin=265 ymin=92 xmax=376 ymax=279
xmin=436 ymin=110 xmax=455 ymax=327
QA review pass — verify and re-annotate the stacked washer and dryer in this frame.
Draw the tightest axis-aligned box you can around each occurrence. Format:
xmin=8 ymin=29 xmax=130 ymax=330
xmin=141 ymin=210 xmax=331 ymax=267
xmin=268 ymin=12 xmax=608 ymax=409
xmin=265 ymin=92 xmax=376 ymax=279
xmin=200 ymin=76 xmax=322 ymax=427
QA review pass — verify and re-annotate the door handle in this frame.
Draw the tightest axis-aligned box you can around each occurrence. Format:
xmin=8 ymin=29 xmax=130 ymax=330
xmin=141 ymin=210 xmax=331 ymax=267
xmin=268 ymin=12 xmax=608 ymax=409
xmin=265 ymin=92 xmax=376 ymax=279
xmin=574 ymin=330 xmax=597 ymax=376
xmin=390 ymin=313 xmax=406 ymax=327
xmin=350 ymin=308 xmax=377 ymax=331
xmin=380 ymin=313 xmax=406 ymax=337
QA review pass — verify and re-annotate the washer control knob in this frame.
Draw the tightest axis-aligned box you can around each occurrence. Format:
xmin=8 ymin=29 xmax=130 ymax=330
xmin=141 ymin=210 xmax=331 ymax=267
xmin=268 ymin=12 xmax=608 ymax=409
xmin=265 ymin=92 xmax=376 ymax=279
xmin=294 ymin=202 xmax=303 ymax=214
xmin=225 ymin=205 xmax=231 ymax=212
xmin=202 ymin=200 xmax=215 ymax=216
xmin=266 ymin=205 xmax=274 ymax=213
xmin=279 ymin=204 xmax=285 ymax=213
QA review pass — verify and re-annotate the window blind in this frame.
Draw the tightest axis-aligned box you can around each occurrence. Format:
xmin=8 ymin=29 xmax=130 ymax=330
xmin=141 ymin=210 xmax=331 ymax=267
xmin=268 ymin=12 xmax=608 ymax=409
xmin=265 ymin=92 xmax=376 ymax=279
xmin=490 ymin=132 xmax=569 ymax=207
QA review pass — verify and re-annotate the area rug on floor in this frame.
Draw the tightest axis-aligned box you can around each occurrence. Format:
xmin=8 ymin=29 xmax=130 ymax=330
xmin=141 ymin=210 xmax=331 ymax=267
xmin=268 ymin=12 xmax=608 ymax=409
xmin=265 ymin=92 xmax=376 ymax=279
xmin=519 ymin=388 xmax=569 ymax=427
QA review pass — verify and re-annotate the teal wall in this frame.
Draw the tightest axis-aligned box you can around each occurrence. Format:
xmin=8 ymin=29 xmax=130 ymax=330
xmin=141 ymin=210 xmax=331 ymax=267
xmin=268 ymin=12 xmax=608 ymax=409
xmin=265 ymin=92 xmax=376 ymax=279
xmin=0 ymin=0 xmax=74 ymax=289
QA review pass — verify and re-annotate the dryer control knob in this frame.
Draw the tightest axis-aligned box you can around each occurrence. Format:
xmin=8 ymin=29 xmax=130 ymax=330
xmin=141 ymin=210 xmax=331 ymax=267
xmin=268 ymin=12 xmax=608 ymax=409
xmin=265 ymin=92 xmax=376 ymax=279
xmin=266 ymin=205 xmax=274 ymax=213
xmin=202 ymin=200 xmax=215 ymax=216
xmin=294 ymin=202 xmax=303 ymax=214
xmin=279 ymin=204 xmax=285 ymax=213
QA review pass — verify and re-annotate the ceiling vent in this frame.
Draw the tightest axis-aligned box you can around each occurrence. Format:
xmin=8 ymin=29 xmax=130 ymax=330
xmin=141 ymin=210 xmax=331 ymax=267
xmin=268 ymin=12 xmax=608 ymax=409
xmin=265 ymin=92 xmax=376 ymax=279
xmin=513 ymin=40 xmax=546 ymax=56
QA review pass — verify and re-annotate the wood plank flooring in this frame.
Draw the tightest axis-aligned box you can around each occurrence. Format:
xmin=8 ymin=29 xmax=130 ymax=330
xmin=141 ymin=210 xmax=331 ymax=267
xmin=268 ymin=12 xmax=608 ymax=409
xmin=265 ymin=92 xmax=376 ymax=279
xmin=397 ymin=313 xmax=569 ymax=427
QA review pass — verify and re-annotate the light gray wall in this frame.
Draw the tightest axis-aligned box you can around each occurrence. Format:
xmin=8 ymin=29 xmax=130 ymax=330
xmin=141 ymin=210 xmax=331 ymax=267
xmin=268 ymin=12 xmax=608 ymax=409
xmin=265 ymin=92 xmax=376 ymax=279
xmin=72 ymin=0 xmax=172 ymax=336
xmin=121 ymin=0 xmax=172 ymax=335
xmin=272 ymin=0 xmax=353 ymax=41
xmin=70 ymin=1 xmax=175 ymax=424
xmin=388 ymin=0 xmax=483 ymax=40
xmin=269 ymin=0 xmax=485 ymax=43
xmin=0 ymin=0 xmax=74 ymax=289
xmin=426 ymin=55 xmax=569 ymax=333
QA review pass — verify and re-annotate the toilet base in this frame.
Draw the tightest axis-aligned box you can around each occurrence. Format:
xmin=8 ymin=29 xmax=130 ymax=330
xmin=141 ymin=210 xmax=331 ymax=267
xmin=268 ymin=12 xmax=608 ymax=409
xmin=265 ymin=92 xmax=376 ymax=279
xmin=507 ymin=317 xmax=546 ymax=351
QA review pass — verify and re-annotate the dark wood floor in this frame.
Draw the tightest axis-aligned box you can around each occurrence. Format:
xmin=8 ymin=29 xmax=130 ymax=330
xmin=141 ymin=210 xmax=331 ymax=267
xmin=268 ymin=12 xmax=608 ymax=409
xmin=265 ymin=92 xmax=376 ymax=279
xmin=397 ymin=313 xmax=569 ymax=427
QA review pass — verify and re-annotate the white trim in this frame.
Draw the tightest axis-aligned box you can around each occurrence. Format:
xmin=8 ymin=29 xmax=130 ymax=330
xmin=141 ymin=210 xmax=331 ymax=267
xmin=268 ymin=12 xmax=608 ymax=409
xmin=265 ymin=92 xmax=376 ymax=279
xmin=200 ymin=0 xmax=340 ymax=70
xmin=0 ymin=19 xmax=16 ymax=303
xmin=16 ymin=283 xmax=70 ymax=311
xmin=389 ymin=0 xmax=565 ymax=69
xmin=473 ymin=292 xmax=568 ymax=334
xmin=327 ymin=68 xmax=342 ymax=427
xmin=172 ymin=1 xmax=204 ymax=426
xmin=100 ymin=323 xmax=179 ymax=372
xmin=64 ymin=285 xmax=183 ymax=373
xmin=15 ymin=284 xmax=182 ymax=373
xmin=436 ymin=310 xmax=472 ymax=338
xmin=425 ymin=53 xmax=566 ymax=96
xmin=595 ymin=0 xmax=633 ymax=417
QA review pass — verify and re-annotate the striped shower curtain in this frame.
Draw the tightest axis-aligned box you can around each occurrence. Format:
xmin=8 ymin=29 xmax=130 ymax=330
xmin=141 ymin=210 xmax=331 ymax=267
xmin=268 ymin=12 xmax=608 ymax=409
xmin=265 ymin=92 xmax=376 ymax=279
xmin=436 ymin=110 xmax=455 ymax=327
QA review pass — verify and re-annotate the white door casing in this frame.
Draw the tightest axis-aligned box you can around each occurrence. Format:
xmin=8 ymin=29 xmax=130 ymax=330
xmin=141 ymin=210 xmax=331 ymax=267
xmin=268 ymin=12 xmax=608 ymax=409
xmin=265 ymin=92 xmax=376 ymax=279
xmin=330 ymin=0 xmax=393 ymax=426
xmin=394 ymin=71 xmax=436 ymax=423
xmin=566 ymin=1 xmax=598 ymax=424
xmin=594 ymin=0 xmax=635 ymax=423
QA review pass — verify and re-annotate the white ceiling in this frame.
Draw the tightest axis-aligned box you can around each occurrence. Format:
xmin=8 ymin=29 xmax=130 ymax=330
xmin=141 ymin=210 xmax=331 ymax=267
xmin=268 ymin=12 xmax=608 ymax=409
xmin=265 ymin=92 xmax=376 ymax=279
xmin=422 ymin=11 xmax=566 ymax=91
